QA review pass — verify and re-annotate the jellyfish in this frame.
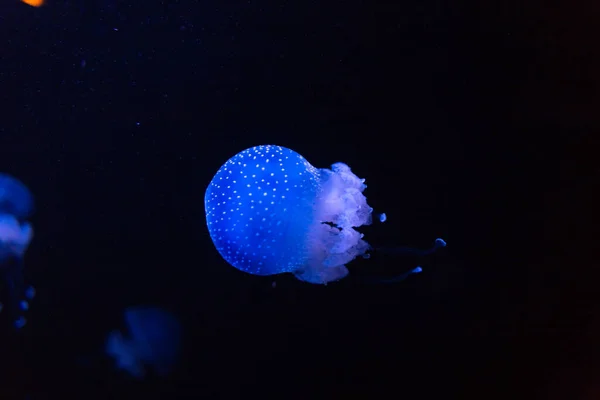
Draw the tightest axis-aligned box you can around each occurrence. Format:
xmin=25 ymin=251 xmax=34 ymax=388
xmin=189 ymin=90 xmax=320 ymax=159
xmin=106 ymin=306 xmax=182 ymax=378
xmin=0 ymin=173 xmax=35 ymax=328
xmin=205 ymin=145 xmax=444 ymax=285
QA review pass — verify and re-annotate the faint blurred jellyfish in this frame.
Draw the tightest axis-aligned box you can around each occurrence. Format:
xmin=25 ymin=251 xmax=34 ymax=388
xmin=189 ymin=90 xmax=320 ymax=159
xmin=106 ymin=306 xmax=182 ymax=378
xmin=20 ymin=0 xmax=45 ymax=7
xmin=205 ymin=145 xmax=446 ymax=285
xmin=0 ymin=173 xmax=35 ymax=328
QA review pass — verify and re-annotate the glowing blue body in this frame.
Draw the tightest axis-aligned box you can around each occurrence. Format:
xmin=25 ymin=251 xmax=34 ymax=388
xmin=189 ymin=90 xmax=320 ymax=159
xmin=0 ymin=173 xmax=34 ymax=219
xmin=106 ymin=307 xmax=182 ymax=378
xmin=205 ymin=145 xmax=374 ymax=284
xmin=205 ymin=146 xmax=320 ymax=276
xmin=0 ymin=174 xmax=35 ymax=328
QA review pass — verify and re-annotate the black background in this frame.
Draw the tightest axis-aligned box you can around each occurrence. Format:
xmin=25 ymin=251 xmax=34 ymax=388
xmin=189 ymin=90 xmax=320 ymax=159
xmin=0 ymin=0 xmax=596 ymax=398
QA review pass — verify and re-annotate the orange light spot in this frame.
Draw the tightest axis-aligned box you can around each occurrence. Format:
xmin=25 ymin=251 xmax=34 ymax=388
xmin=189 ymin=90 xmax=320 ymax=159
xmin=21 ymin=0 xmax=45 ymax=7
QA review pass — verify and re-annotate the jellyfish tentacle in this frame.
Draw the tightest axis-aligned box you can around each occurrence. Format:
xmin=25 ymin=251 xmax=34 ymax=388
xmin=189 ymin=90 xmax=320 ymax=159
xmin=375 ymin=237 xmax=447 ymax=256
xmin=375 ymin=266 xmax=423 ymax=284
xmin=366 ymin=238 xmax=446 ymax=284
xmin=2 ymin=252 xmax=30 ymax=327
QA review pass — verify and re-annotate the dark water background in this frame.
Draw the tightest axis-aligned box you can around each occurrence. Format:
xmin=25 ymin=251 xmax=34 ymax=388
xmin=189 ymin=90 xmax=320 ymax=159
xmin=0 ymin=0 xmax=596 ymax=398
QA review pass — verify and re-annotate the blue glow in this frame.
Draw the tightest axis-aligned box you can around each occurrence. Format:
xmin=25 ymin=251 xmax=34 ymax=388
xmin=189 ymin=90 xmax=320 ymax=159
xmin=25 ymin=286 xmax=35 ymax=300
xmin=106 ymin=306 xmax=182 ymax=378
xmin=0 ymin=173 xmax=35 ymax=328
xmin=0 ymin=173 xmax=34 ymax=219
xmin=377 ymin=266 xmax=423 ymax=284
xmin=205 ymin=145 xmax=374 ymax=285
xmin=372 ymin=238 xmax=446 ymax=284
xmin=14 ymin=316 xmax=26 ymax=329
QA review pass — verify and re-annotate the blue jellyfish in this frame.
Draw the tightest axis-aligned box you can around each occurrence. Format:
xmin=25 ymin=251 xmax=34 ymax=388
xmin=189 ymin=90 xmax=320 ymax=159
xmin=106 ymin=306 xmax=182 ymax=378
xmin=0 ymin=173 xmax=35 ymax=328
xmin=205 ymin=145 xmax=377 ymax=284
xmin=206 ymin=145 xmax=447 ymax=285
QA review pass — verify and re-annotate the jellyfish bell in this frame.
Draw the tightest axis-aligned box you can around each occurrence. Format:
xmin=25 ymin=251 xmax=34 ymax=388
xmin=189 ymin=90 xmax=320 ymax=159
xmin=205 ymin=145 xmax=373 ymax=285
xmin=0 ymin=173 xmax=34 ymax=220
